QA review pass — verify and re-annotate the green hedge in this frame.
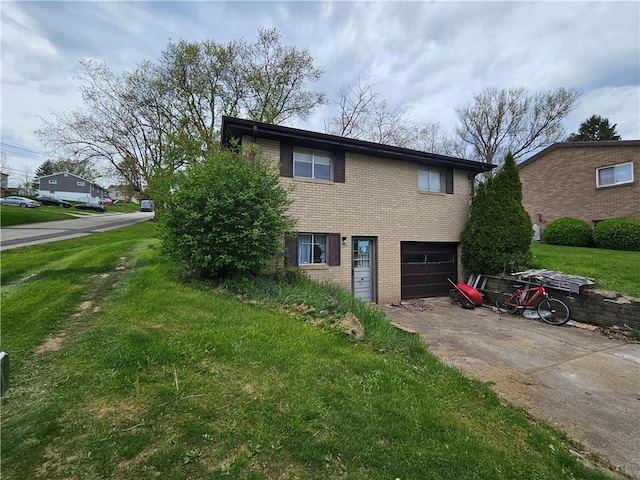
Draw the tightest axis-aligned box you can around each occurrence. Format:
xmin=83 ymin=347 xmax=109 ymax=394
xmin=593 ymin=217 xmax=640 ymax=251
xmin=542 ymin=217 xmax=593 ymax=247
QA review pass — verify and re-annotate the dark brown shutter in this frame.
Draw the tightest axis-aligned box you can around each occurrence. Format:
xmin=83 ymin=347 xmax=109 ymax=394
xmin=445 ymin=168 xmax=454 ymax=194
xmin=328 ymin=233 xmax=341 ymax=266
xmin=332 ymin=151 xmax=345 ymax=183
xmin=284 ymin=235 xmax=298 ymax=265
xmin=280 ymin=143 xmax=293 ymax=178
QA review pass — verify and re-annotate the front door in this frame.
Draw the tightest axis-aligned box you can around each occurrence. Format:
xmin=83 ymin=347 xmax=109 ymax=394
xmin=352 ymin=237 xmax=375 ymax=302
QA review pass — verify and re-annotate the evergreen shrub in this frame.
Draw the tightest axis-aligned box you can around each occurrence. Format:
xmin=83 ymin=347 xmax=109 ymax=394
xmin=542 ymin=217 xmax=593 ymax=247
xmin=461 ymin=153 xmax=532 ymax=274
xmin=592 ymin=217 xmax=640 ymax=251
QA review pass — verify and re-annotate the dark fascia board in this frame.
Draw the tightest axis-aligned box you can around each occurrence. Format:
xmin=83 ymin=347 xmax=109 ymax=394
xmin=518 ymin=139 xmax=640 ymax=169
xmin=221 ymin=116 xmax=494 ymax=173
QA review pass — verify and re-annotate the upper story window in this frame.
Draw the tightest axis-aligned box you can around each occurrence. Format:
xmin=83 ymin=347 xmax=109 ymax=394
xmin=293 ymin=148 xmax=331 ymax=180
xmin=48 ymin=179 xmax=57 ymax=184
xmin=77 ymin=181 xmax=85 ymax=187
xmin=597 ymin=162 xmax=633 ymax=187
xmin=418 ymin=167 xmax=444 ymax=192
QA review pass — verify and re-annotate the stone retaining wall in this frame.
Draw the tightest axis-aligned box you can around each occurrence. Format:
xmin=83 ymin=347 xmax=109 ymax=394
xmin=478 ymin=275 xmax=640 ymax=330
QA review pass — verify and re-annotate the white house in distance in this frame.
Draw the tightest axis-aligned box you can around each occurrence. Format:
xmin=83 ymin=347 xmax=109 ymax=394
xmin=37 ymin=172 xmax=109 ymax=203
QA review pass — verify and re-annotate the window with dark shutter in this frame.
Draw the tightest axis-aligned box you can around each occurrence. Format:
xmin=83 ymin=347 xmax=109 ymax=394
xmin=280 ymin=143 xmax=294 ymax=178
xmin=284 ymin=236 xmax=298 ymax=265
xmin=328 ymin=233 xmax=341 ymax=266
xmin=445 ymin=168 xmax=453 ymax=194
xmin=332 ymin=151 xmax=345 ymax=183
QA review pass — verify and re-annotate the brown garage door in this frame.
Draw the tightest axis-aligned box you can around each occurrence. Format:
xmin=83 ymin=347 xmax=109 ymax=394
xmin=401 ymin=242 xmax=458 ymax=298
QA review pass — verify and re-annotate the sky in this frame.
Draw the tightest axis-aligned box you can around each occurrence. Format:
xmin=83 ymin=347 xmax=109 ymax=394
xmin=1 ymin=0 xmax=639 ymax=187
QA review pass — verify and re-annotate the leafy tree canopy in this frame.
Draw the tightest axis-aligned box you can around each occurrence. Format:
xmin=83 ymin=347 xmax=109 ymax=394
xmin=566 ymin=114 xmax=621 ymax=141
xmin=159 ymin=144 xmax=294 ymax=279
xmin=36 ymin=27 xmax=325 ymax=198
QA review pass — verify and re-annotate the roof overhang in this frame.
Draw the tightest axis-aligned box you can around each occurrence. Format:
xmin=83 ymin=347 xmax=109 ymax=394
xmin=221 ymin=116 xmax=494 ymax=174
xmin=518 ymin=139 xmax=640 ymax=169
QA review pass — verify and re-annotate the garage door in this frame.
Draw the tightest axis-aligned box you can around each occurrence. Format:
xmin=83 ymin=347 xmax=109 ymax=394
xmin=401 ymin=242 xmax=458 ymax=298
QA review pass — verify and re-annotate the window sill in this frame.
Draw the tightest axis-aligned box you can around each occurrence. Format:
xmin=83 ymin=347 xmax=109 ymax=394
xmin=418 ymin=189 xmax=446 ymax=195
xmin=298 ymin=263 xmax=329 ymax=270
xmin=596 ymin=181 xmax=634 ymax=189
xmin=293 ymin=177 xmax=334 ymax=185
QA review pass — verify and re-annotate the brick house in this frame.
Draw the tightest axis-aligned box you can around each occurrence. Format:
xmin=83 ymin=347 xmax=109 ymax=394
xmin=518 ymin=140 xmax=640 ymax=234
xmin=221 ymin=116 xmax=493 ymax=304
xmin=37 ymin=172 xmax=109 ymax=203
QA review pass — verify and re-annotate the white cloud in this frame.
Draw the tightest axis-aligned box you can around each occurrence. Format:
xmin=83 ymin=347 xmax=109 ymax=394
xmin=1 ymin=0 xmax=638 ymax=180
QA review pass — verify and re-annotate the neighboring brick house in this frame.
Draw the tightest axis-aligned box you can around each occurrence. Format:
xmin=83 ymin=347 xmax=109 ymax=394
xmin=222 ymin=116 xmax=493 ymax=304
xmin=518 ymin=140 xmax=640 ymax=234
xmin=37 ymin=172 xmax=109 ymax=203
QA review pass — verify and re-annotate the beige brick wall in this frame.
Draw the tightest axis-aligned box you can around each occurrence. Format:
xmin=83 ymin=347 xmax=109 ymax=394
xmin=254 ymin=137 xmax=474 ymax=304
xmin=519 ymin=145 xmax=640 ymax=232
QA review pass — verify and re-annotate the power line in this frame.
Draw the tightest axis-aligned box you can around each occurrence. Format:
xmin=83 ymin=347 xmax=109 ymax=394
xmin=0 ymin=142 xmax=48 ymax=157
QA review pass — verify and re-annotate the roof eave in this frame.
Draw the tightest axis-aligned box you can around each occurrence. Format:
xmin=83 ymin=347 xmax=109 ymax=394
xmin=222 ymin=116 xmax=494 ymax=173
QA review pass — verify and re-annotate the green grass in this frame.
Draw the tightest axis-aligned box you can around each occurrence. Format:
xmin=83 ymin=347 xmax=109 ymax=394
xmin=0 ymin=205 xmax=80 ymax=226
xmin=531 ymin=242 xmax=640 ymax=298
xmin=0 ymin=223 xmax=618 ymax=479
xmin=0 ymin=202 xmax=140 ymax=226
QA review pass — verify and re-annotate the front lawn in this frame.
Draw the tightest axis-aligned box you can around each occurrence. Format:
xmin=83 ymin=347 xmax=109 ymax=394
xmin=530 ymin=242 xmax=640 ymax=298
xmin=0 ymin=222 xmax=616 ymax=479
xmin=0 ymin=205 xmax=78 ymax=226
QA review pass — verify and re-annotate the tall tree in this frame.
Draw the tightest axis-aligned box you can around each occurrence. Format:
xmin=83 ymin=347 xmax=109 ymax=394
xmin=36 ymin=28 xmax=326 ymax=195
xmin=461 ymin=152 xmax=532 ymax=274
xmin=34 ymin=160 xmax=56 ymax=179
xmin=454 ymin=87 xmax=582 ymax=167
xmin=325 ymin=77 xmax=441 ymax=150
xmin=566 ymin=114 xmax=621 ymax=141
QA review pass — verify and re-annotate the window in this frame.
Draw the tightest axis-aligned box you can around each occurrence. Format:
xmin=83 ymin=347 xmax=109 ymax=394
xmin=597 ymin=162 xmax=633 ymax=187
xmin=418 ymin=167 xmax=444 ymax=192
xmin=294 ymin=148 xmax=331 ymax=180
xmin=298 ymin=234 xmax=327 ymax=264
xmin=77 ymin=181 xmax=85 ymax=187
xmin=48 ymin=179 xmax=57 ymax=184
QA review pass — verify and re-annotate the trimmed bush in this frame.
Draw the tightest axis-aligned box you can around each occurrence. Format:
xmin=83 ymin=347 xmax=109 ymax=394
xmin=159 ymin=146 xmax=294 ymax=279
xmin=542 ymin=217 xmax=593 ymax=247
xmin=593 ymin=217 xmax=640 ymax=251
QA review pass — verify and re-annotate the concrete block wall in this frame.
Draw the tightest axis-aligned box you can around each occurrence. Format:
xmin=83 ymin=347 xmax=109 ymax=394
xmin=254 ymin=137 xmax=474 ymax=304
xmin=480 ymin=275 xmax=640 ymax=330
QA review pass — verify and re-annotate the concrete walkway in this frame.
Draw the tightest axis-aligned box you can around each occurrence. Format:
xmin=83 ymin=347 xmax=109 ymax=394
xmin=381 ymin=298 xmax=640 ymax=479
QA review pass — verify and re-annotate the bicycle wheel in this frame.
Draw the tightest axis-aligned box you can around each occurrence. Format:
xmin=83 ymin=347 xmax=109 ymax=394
xmin=495 ymin=292 xmax=518 ymax=314
xmin=537 ymin=298 xmax=570 ymax=325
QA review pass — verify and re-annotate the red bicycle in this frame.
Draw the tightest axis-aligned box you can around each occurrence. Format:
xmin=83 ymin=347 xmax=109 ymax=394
xmin=495 ymin=281 xmax=571 ymax=326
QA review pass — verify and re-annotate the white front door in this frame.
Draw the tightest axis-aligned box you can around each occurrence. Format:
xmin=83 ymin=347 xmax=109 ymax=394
xmin=353 ymin=238 xmax=375 ymax=302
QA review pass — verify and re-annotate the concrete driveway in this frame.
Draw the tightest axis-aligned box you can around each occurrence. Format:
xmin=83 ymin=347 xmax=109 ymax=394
xmin=381 ymin=298 xmax=640 ymax=479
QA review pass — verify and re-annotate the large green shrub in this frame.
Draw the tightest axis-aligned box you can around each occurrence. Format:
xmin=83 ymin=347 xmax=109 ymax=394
xmin=159 ymin=146 xmax=294 ymax=279
xmin=592 ymin=217 xmax=640 ymax=251
xmin=461 ymin=153 xmax=532 ymax=274
xmin=542 ymin=217 xmax=593 ymax=247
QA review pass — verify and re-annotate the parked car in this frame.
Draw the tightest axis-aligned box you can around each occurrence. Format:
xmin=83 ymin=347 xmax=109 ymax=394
xmin=140 ymin=199 xmax=154 ymax=212
xmin=75 ymin=203 xmax=106 ymax=213
xmin=0 ymin=196 xmax=40 ymax=208
xmin=35 ymin=195 xmax=72 ymax=208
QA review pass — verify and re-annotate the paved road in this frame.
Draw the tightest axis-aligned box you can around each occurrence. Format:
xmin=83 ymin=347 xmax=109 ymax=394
xmin=0 ymin=212 xmax=155 ymax=250
xmin=382 ymin=298 xmax=640 ymax=479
